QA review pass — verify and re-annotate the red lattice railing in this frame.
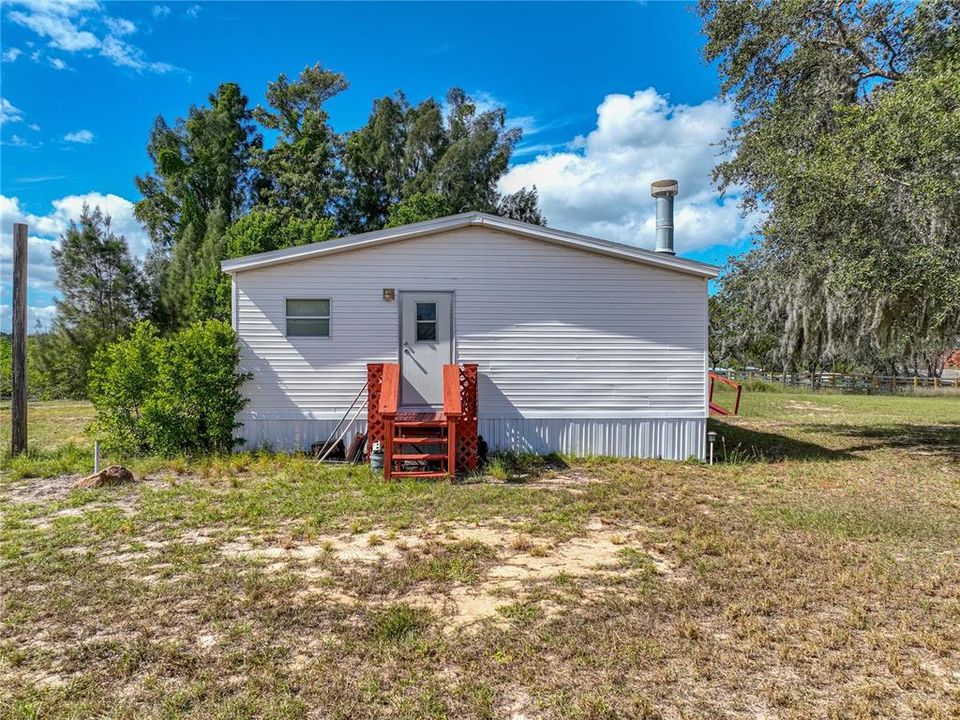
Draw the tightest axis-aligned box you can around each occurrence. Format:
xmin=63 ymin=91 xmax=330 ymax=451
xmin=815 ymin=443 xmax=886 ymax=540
xmin=367 ymin=362 xmax=479 ymax=474
xmin=366 ymin=363 xmax=385 ymax=452
xmin=455 ymin=364 xmax=479 ymax=472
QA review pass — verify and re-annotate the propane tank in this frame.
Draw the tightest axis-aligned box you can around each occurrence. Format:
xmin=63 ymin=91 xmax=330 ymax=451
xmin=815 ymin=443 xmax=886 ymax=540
xmin=369 ymin=441 xmax=384 ymax=471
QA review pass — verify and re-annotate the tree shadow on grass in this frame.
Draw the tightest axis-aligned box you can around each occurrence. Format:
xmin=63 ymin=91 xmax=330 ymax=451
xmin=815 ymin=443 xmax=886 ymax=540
xmin=798 ymin=422 xmax=960 ymax=460
xmin=708 ymin=419 xmax=859 ymax=463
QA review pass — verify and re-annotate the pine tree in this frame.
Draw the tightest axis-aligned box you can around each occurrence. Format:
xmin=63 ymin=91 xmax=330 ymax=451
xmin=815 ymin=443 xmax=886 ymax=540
xmin=134 ymin=82 xmax=261 ymax=330
xmin=40 ymin=205 xmax=149 ymax=397
xmin=252 ymin=63 xmax=349 ymax=221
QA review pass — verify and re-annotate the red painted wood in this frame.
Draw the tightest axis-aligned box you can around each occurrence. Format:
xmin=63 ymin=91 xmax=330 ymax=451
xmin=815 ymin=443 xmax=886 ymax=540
xmin=384 ymin=418 xmax=394 ymax=481
xmin=395 ymin=410 xmax=443 ymax=423
xmin=372 ymin=364 xmax=479 ymax=482
xmin=446 ymin=419 xmax=457 ymax=479
xmin=708 ymin=371 xmax=742 ymax=416
xmin=455 ymin=364 xmax=479 ymax=472
xmin=394 ymin=420 xmax=446 ymax=428
xmin=392 ymin=453 xmax=448 ymax=461
xmin=392 ymin=436 xmax=446 ymax=444
xmin=366 ymin=364 xmax=385 ymax=454
xmin=379 ymin=363 xmax=400 ymax=418
xmin=443 ymin=364 xmax=463 ymax=417
xmin=391 ymin=471 xmax=449 ymax=479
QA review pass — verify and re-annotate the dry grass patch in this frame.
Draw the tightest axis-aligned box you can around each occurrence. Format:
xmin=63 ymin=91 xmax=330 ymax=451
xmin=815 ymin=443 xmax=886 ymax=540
xmin=2 ymin=392 xmax=959 ymax=718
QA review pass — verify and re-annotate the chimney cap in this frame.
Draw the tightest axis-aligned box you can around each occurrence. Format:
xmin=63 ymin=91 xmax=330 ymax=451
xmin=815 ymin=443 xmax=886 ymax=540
xmin=651 ymin=179 xmax=679 ymax=197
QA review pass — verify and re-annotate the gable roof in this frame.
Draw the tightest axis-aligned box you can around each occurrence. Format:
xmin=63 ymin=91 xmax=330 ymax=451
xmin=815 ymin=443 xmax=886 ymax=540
xmin=220 ymin=212 xmax=720 ymax=278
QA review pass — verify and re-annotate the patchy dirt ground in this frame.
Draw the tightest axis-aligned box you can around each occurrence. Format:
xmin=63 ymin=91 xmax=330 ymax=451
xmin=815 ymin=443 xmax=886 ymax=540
xmin=220 ymin=517 xmax=679 ymax=631
xmin=3 ymin=392 xmax=960 ymax=719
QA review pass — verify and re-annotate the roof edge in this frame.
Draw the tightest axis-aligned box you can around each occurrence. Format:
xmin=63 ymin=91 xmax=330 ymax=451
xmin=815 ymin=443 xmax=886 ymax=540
xmin=220 ymin=212 xmax=720 ymax=278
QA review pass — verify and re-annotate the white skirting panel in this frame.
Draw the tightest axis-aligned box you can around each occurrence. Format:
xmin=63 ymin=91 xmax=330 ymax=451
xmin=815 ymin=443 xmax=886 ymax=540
xmin=237 ymin=416 xmax=706 ymax=461
xmin=479 ymin=417 xmax=706 ymax=461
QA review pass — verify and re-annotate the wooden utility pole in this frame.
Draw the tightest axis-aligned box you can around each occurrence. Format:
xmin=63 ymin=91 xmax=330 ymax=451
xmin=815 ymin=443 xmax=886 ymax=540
xmin=11 ymin=222 xmax=27 ymax=455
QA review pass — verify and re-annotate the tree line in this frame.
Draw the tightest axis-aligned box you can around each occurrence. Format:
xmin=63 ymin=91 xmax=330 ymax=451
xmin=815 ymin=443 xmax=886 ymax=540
xmin=702 ymin=0 xmax=959 ymax=377
xmin=10 ymin=3 xmax=958 ymax=402
xmin=22 ymin=66 xmax=545 ymax=398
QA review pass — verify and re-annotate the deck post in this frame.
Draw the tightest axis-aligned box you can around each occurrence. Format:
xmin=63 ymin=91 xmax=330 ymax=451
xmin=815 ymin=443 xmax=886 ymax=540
xmin=383 ymin=419 xmax=393 ymax=481
xmin=446 ymin=420 xmax=456 ymax=480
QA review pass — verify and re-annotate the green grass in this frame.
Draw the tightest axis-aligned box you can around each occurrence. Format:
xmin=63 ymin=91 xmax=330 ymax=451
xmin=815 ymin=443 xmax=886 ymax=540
xmin=1 ymin=391 xmax=959 ymax=718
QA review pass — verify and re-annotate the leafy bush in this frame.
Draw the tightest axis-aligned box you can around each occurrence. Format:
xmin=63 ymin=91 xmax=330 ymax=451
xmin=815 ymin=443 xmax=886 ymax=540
xmin=89 ymin=320 xmax=249 ymax=456
xmin=88 ymin=322 xmax=159 ymax=453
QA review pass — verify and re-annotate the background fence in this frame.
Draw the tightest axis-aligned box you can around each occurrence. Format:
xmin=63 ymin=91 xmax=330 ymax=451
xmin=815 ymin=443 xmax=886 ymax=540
xmin=712 ymin=369 xmax=960 ymax=395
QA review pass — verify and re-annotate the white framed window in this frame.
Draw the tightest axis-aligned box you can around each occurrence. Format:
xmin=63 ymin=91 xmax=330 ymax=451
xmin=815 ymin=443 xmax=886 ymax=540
xmin=416 ymin=302 xmax=437 ymax=341
xmin=286 ymin=299 xmax=330 ymax=337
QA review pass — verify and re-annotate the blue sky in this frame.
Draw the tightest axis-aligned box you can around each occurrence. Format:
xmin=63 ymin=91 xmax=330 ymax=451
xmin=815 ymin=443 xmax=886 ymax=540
xmin=1 ymin=1 xmax=758 ymax=331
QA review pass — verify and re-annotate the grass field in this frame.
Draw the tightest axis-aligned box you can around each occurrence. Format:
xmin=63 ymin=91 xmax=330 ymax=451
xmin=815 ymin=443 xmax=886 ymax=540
xmin=1 ymin=392 xmax=959 ymax=719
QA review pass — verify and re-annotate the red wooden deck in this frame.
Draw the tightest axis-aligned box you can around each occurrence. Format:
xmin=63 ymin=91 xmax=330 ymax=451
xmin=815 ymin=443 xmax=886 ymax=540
xmin=367 ymin=363 xmax=478 ymax=480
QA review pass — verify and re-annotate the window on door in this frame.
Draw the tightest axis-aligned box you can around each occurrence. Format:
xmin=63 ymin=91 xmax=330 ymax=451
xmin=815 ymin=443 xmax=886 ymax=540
xmin=415 ymin=302 xmax=437 ymax=341
xmin=286 ymin=299 xmax=330 ymax=337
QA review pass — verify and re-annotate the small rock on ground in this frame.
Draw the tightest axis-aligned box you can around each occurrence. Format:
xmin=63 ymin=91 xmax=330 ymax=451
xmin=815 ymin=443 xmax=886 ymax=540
xmin=73 ymin=465 xmax=135 ymax=489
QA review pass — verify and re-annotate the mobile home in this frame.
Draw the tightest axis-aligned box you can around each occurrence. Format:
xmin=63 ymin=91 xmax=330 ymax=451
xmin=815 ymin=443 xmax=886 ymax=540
xmin=221 ymin=180 xmax=719 ymax=465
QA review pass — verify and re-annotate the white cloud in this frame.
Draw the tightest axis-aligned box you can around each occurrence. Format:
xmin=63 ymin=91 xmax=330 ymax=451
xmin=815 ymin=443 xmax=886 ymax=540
xmin=512 ymin=142 xmax=566 ymax=158
xmin=1 ymin=134 xmax=41 ymax=148
xmin=104 ymin=16 xmax=136 ymax=36
xmin=64 ymin=129 xmax=94 ymax=143
xmin=446 ymin=90 xmax=568 ymax=139
xmin=7 ymin=7 xmax=98 ymax=51
xmin=2 ymin=47 xmax=24 ymax=62
xmin=0 ymin=193 xmax=151 ymax=328
xmin=99 ymin=35 xmax=173 ymax=73
xmin=1 ymin=97 xmax=24 ymax=125
xmin=184 ymin=5 xmax=202 ymax=18
xmin=0 ymin=304 xmax=59 ymax=332
xmin=48 ymin=56 xmax=68 ymax=70
xmin=2 ymin=192 xmax=150 ymax=259
xmin=152 ymin=5 xmax=171 ymax=19
xmin=500 ymin=88 xmax=762 ymax=254
xmin=6 ymin=0 xmax=177 ymax=74
xmin=28 ymin=123 xmax=41 ymax=132
xmin=0 ymin=198 xmax=62 ymax=298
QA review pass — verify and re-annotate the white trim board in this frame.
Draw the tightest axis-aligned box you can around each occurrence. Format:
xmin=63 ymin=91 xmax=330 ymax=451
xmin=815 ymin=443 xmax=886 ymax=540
xmin=221 ymin=212 xmax=720 ymax=279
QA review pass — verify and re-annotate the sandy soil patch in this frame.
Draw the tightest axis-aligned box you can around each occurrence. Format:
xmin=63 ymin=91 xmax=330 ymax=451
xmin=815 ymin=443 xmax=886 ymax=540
xmin=218 ymin=518 xmax=677 ymax=632
xmin=2 ymin=472 xmax=174 ymax=507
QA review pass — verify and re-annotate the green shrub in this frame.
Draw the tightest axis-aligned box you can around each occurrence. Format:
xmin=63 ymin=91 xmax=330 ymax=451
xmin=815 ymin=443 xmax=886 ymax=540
xmin=88 ymin=321 xmax=159 ymax=453
xmin=89 ymin=320 xmax=249 ymax=456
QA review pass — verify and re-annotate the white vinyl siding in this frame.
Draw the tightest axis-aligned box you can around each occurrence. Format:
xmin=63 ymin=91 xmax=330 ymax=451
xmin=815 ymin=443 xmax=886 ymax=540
xmin=232 ymin=225 xmax=708 ymax=456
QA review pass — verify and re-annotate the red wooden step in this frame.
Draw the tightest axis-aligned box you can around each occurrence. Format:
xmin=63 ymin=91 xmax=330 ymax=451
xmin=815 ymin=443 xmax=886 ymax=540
xmin=395 ymin=436 xmax=445 ymax=444
xmin=394 ymin=420 xmax=445 ymax=429
xmin=393 ymin=436 xmax=447 ymax=445
xmin=391 ymin=470 xmax=450 ymax=479
xmin=393 ymin=453 xmax=447 ymax=462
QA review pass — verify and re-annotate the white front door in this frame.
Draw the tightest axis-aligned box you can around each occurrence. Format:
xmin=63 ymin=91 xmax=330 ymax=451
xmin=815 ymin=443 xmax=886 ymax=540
xmin=400 ymin=292 xmax=453 ymax=407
